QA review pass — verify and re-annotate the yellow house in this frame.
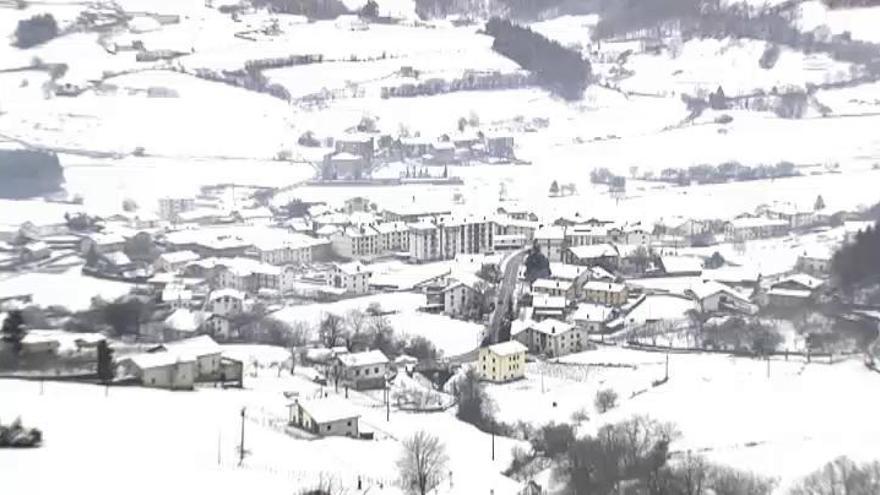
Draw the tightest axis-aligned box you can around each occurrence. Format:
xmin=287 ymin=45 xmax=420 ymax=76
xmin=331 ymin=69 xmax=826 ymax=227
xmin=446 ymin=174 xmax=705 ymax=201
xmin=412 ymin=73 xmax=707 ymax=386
xmin=478 ymin=341 xmax=528 ymax=383
xmin=583 ymin=281 xmax=628 ymax=306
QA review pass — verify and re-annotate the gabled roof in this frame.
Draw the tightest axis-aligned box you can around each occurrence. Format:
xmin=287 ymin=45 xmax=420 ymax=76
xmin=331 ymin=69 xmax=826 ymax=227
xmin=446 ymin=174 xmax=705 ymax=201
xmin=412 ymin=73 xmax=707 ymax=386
xmin=529 ymin=318 xmax=575 ymax=335
xmin=158 ymin=250 xmax=200 ymax=264
xmin=572 ymin=303 xmax=614 ymax=323
xmin=335 ymin=261 xmax=370 ymax=276
xmin=209 ymin=288 xmax=246 ymax=301
xmin=161 ymin=335 xmax=222 ymax=356
xmin=103 ymin=251 xmax=132 ymax=266
xmin=486 ymin=340 xmax=527 ymax=357
xmin=163 ymin=308 xmax=205 ymax=332
xmin=532 ymin=295 xmax=567 ymax=309
xmin=659 ymin=256 xmax=703 ymax=274
xmin=294 ymin=397 xmax=360 ymax=424
xmin=122 ymin=352 xmax=196 ymax=369
xmin=687 ymin=280 xmax=747 ymax=302
xmin=772 ymin=273 xmax=824 ymax=291
xmin=568 ymin=243 xmax=620 ymax=260
xmin=583 ymin=281 xmax=626 ymax=293
xmin=533 ymin=278 xmax=572 ymax=291
xmin=534 ymin=226 xmax=566 ymax=241
xmin=337 ymin=349 xmax=389 ymax=367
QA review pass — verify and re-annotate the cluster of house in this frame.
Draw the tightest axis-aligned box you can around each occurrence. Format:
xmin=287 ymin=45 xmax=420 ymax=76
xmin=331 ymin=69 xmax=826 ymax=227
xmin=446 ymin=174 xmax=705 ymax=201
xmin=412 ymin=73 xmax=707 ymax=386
xmin=116 ymin=335 xmax=243 ymax=390
xmin=380 ymin=67 xmax=532 ymax=100
xmin=321 ymin=130 xmax=517 ymax=181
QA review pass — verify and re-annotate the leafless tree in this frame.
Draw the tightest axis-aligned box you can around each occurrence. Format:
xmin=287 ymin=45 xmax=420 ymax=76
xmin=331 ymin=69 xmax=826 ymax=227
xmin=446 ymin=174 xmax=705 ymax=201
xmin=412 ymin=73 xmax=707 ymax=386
xmin=594 ymin=388 xmax=619 ymax=414
xmin=344 ymin=309 xmax=368 ymax=350
xmin=790 ymin=456 xmax=880 ymax=495
xmin=397 ymin=430 xmax=449 ymax=495
xmin=319 ymin=312 xmax=347 ymax=348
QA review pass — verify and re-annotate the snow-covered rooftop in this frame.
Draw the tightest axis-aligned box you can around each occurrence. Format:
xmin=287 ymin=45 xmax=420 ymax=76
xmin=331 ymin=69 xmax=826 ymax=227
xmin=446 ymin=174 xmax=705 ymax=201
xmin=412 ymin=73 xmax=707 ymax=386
xmin=486 ymin=340 xmax=527 ymax=357
xmin=337 ymin=349 xmax=389 ymax=368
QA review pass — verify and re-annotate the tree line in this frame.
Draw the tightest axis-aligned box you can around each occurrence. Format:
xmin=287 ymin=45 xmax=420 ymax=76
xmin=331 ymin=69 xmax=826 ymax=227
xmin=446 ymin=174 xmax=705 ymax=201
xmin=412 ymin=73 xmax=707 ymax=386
xmin=832 ymin=221 xmax=880 ymax=295
xmin=0 ymin=149 xmax=64 ymax=199
xmin=485 ymin=17 xmax=591 ymax=100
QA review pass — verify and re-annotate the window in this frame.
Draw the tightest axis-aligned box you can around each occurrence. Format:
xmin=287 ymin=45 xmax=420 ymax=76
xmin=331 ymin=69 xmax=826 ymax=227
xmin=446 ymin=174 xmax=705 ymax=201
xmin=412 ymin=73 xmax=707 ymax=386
xmin=355 ymin=369 xmax=361 ymax=376
xmin=374 ymin=367 xmax=379 ymax=374
xmin=347 ymin=421 xmax=352 ymax=427
xmin=327 ymin=425 xmax=331 ymax=431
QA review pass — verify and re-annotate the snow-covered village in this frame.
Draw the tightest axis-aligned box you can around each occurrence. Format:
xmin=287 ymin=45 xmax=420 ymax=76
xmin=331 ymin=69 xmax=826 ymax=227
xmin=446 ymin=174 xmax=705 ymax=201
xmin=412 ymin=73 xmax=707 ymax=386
xmin=2 ymin=0 xmax=880 ymax=493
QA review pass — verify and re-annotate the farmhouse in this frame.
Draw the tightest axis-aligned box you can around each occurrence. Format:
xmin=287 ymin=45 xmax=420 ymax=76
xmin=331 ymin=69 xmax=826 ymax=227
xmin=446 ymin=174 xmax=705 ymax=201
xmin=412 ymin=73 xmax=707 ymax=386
xmin=443 ymin=279 xmax=477 ymax=318
xmin=564 ymin=243 xmax=620 ymax=268
xmin=572 ymin=303 xmax=615 ymax=333
xmin=532 ymin=278 xmax=577 ymax=302
xmin=150 ymin=335 xmax=224 ymax=381
xmin=478 ymin=340 xmax=527 ymax=383
xmin=797 ymin=247 xmax=832 ymax=275
xmin=117 ymin=352 xmax=196 ymax=390
xmin=766 ymin=274 xmax=825 ymax=307
xmin=514 ymin=318 xmax=585 ymax=358
xmin=687 ymin=281 xmax=755 ymax=314
xmin=334 ymin=350 xmax=390 ymax=390
xmin=288 ymin=398 xmax=360 ymax=437
xmin=532 ymin=294 xmax=568 ymax=320
xmin=658 ymin=256 xmax=703 ymax=277
xmin=331 ymin=261 xmax=372 ymax=294
xmin=583 ymin=281 xmax=628 ymax=306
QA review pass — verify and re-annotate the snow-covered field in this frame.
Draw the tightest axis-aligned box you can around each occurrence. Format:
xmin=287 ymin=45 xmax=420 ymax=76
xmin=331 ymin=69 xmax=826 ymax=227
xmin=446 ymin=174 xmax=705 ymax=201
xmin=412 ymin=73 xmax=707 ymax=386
xmin=0 ymin=363 xmax=524 ymax=495
xmin=0 ymin=265 xmax=133 ymax=311
xmin=271 ymin=291 xmax=483 ymax=356
xmin=486 ymin=347 xmax=880 ymax=490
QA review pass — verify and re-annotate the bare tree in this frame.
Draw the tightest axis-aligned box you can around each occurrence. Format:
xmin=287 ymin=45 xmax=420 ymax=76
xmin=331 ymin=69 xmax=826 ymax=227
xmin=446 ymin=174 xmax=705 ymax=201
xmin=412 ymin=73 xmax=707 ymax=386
xmin=344 ymin=309 xmax=368 ymax=350
xmin=790 ymin=456 xmax=880 ymax=495
xmin=594 ymin=388 xmax=619 ymax=414
xmin=319 ymin=313 xmax=347 ymax=348
xmin=397 ymin=430 xmax=449 ymax=495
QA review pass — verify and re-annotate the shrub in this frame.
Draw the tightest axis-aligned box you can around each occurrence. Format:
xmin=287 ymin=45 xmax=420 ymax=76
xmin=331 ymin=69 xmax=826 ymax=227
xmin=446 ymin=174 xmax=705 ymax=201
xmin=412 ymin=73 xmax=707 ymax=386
xmin=14 ymin=14 xmax=58 ymax=48
xmin=594 ymin=388 xmax=618 ymax=413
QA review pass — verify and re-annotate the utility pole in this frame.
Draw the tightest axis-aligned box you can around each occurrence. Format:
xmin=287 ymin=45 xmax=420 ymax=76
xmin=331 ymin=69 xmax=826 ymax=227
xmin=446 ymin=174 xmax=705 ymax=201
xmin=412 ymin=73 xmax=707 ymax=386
xmin=491 ymin=423 xmax=495 ymax=461
xmin=665 ymin=353 xmax=669 ymax=381
xmin=239 ymin=407 xmax=246 ymax=466
xmin=385 ymin=380 xmax=390 ymax=422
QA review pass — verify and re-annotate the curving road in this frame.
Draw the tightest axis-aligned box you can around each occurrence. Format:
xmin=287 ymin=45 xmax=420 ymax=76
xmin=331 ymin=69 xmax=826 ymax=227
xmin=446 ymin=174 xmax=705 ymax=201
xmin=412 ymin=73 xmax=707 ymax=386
xmin=487 ymin=248 xmax=528 ymax=344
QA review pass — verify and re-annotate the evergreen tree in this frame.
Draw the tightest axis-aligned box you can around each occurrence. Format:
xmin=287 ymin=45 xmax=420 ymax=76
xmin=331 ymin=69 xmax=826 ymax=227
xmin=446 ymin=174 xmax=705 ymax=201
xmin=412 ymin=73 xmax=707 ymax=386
xmin=549 ymin=180 xmax=560 ymax=196
xmin=814 ymin=194 xmax=826 ymax=211
xmin=442 ymin=165 xmax=448 ymax=178
xmin=360 ymin=0 xmax=379 ymax=17
xmin=1 ymin=310 xmax=27 ymax=355
xmin=96 ymin=340 xmax=114 ymax=383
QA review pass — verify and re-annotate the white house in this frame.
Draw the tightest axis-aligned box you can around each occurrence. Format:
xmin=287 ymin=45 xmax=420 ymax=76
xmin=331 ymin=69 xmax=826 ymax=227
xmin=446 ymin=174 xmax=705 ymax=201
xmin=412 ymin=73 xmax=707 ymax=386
xmin=478 ymin=341 xmax=527 ymax=383
xmin=514 ymin=318 xmax=585 ymax=358
xmin=152 ymin=335 xmax=223 ymax=381
xmin=687 ymin=281 xmax=755 ymax=314
xmin=335 ymin=349 xmax=390 ymax=390
xmin=331 ymin=261 xmax=372 ymax=294
xmin=288 ymin=397 xmax=360 ymax=437
xmin=117 ymin=352 xmax=196 ymax=390
xmin=572 ymin=303 xmax=615 ymax=334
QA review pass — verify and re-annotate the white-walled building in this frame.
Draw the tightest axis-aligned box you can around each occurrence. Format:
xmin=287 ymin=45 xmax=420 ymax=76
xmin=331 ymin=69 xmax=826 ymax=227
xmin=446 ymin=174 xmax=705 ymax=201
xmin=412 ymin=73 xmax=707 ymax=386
xmin=478 ymin=341 xmax=527 ymax=383
xmin=331 ymin=261 xmax=371 ymax=294
xmin=514 ymin=318 xmax=585 ymax=357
